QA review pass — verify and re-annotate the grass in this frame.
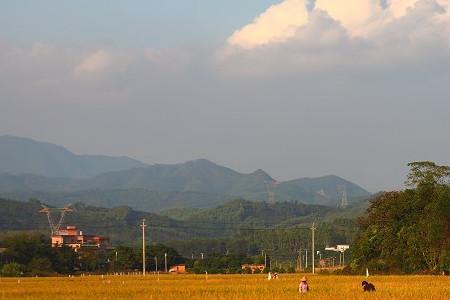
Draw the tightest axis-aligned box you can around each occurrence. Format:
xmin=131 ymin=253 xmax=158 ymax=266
xmin=0 ymin=274 xmax=449 ymax=300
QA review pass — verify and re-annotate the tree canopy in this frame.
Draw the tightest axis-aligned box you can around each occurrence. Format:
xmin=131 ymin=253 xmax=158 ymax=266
xmin=352 ymin=162 xmax=450 ymax=273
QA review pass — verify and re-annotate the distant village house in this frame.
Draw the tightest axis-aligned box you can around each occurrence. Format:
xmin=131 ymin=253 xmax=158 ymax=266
xmin=241 ymin=264 xmax=265 ymax=273
xmin=169 ymin=264 xmax=186 ymax=274
xmin=51 ymin=226 xmax=109 ymax=250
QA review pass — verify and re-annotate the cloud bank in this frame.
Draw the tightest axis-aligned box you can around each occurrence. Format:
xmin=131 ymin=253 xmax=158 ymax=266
xmin=1 ymin=1 xmax=450 ymax=192
xmin=222 ymin=0 xmax=450 ymax=73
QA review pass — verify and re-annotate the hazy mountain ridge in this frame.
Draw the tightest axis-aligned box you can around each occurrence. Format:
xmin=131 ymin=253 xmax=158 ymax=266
xmin=0 ymin=136 xmax=371 ymax=210
xmin=0 ymin=135 xmax=147 ymax=178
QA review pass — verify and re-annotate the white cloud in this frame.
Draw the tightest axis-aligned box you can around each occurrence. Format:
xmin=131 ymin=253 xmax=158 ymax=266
xmin=388 ymin=0 xmax=450 ymax=17
xmin=387 ymin=0 xmax=417 ymax=18
xmin=228 ymin=0 xmax=308 ymax=49
xmin=220 ymin=0 xmax=450 ymax=74
xmin=74 ymin=50 xmax=112 ymax=75
xmin=315 ymin=0 xmax=384 ymax=36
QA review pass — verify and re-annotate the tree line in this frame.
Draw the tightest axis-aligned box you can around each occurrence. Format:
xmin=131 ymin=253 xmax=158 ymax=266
xmin=0 ymin=232 xmax=273 ymax=276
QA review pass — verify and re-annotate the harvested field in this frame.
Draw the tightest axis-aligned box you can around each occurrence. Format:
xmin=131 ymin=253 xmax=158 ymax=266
xmin=1 ymin=274 xmax=449 ymax=300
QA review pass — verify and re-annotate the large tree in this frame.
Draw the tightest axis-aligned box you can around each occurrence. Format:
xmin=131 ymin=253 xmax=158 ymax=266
xmin=351 ymin=162 xmax=450 ymax=273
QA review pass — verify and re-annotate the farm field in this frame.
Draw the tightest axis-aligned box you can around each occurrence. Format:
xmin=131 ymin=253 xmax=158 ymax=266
xmin=1 ymin=274 xmax=449 ymax=300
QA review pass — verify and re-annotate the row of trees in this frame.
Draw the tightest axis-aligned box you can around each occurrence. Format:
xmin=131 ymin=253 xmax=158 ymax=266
xmin=0 ymin=232 xmax=295 ymax=276
xmin=0 ymin=233 xmax=77 ymax=276
xmin=351 ymin=162 xmax=450 ymax=273
xmin=0 ymin=232 xmax=278 ymax=276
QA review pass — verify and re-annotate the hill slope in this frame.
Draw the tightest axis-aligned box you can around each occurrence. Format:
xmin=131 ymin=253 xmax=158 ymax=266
xmin=0 ymin=136 xmax=370 ymax=209
xmin=0 ymin=160 xmax=370 ymax=211
xmin=0 ymin=135 xmax=146 ymax=178
xmin=0 ymin=197 xmax=364 ymax=245
xmin=79 ymin=160 xmax=370 ymax=206
xmin=0 ymin=197 xmax=199 ymax=245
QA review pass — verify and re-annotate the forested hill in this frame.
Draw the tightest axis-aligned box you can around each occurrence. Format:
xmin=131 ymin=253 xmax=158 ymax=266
xmin=162 ymin=199 xmax=334 ymax=227
xmin=0 ymin=197 xmax=363 ymax=245
xmin=0 ymin=197 xmax=190 ymax=245
xmin=0 ymin=135 xmax=146 ymax=178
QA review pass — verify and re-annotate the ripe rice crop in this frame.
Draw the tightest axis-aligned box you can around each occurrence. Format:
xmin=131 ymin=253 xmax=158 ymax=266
xmin=0 ymin=274 xmax=449 ymax=300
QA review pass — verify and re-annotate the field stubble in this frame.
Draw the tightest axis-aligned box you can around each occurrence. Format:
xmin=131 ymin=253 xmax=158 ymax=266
xmin=0 ymin=274 xmax=449 ymax=300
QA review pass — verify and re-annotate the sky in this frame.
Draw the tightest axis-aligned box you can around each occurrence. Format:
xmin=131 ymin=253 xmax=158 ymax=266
xmin=1 ymin=0 xmax=450 ymax=192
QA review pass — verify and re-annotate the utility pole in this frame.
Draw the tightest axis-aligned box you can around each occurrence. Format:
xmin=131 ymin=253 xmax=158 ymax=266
xmin=164 ymin=252 xmax=168 ymax=273
xmin=311 ymin=222 xmax=316 ymax=275
xmin=299 ymin=248 xmax=302 ymax=271
xmin=115 ymin=250 xmax=118 ymax=274
xmin=155 ymin=256 xmax=158 ymax=272
xmin=264 ymin=252 xmax=267 ymax=269
xmin=297 ymin=249 xmax=302 ymax=271
xmin=305 ymin=249 xmax=308 ymax=269
xmin=141 ymin=219 xmax=147 ymax=276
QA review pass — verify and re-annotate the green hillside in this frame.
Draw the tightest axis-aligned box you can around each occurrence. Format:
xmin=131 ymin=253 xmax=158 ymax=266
xmin=0 ymin=198 xmax=195 ymax=245
xmin=2 ymin=188 xmax=228 ymax=212
xmin=0 ymin=160 xmax=370 ymax=211
xmin=0 ymin=196 xmax=364 ymax=249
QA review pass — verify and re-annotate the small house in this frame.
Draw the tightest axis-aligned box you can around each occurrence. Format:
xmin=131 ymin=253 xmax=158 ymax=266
xmin=169 ymin=264 xmax=186 ymax=274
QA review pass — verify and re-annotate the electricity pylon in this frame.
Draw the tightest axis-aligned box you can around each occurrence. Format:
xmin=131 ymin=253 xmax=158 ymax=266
xmin=337 ymin=185 xmax=348 ymax=208
xmin=264 ymin=180 xmax=279 ymax=204
xmin=39 ymin=204 xmax=73 ymax=235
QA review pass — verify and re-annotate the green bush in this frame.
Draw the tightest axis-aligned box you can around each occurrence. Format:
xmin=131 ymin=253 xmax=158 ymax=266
xmin=1 ymin=263 xmax=24 ymax=277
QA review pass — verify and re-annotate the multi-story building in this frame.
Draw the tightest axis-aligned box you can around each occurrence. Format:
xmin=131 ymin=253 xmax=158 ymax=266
xmin=51 ymin=226 xmax=109 ymax=250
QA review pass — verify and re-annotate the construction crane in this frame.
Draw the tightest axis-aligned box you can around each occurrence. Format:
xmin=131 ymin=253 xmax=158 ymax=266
xmin=39 ymin=204 xmax=73 ymax=235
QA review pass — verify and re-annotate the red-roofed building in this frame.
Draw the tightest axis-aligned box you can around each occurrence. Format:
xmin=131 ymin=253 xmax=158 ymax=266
xmin=51 ymin=226 xmax=109 ymax=250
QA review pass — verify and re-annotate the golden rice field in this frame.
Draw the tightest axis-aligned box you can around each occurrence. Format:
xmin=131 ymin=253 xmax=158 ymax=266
xmin=1 ymin=274 xmax=449 ymax=300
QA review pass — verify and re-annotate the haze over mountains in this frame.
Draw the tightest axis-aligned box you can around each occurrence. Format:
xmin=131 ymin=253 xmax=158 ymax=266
xmin=0 ymin=135 xmax=371 ymax=211
xmin=0 ymin=135 xmax=146 ymax=178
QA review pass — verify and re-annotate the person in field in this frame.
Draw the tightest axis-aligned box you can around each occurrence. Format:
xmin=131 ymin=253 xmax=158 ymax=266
xmin=298 ymin=276 xmax=309 ymax=293
xmin=361 ymin=280 xmax=376 ymax=292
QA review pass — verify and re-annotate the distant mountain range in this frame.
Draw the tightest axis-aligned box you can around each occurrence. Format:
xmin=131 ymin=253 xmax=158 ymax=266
xmin=0 ymin=135 xmax=371 ymax=211
xmin=0 ymin=135 xmax=146 ymax=178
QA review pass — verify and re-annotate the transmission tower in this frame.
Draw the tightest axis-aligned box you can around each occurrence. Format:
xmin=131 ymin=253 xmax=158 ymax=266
xmin=264 ymin=180 xmax=277 ymax=204
xmin=39 ymin=204 xmax=73 ymax=235
xmin=337 ymin=185 xmax=348 ymax=208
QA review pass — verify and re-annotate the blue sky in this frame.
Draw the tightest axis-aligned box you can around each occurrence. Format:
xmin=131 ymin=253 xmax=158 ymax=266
xmin=0 ymin=0 xmax=279 ymax=46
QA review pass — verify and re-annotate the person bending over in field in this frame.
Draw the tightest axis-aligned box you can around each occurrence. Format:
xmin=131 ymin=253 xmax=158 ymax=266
xmin=299 ymin=276 xmax=309 ymax=293
xmin=361 ymin=280 xmax=376 ymax=292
